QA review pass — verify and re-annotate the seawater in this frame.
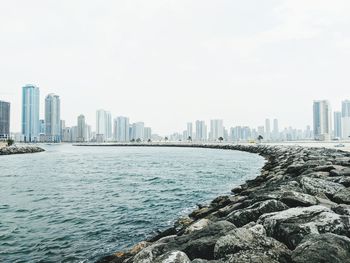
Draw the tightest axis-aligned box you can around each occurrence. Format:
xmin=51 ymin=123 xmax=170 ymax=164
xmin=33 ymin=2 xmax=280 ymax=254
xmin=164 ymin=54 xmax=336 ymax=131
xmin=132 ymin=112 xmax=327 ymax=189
xmin=0 ymin=145 xmax=264 ymax=263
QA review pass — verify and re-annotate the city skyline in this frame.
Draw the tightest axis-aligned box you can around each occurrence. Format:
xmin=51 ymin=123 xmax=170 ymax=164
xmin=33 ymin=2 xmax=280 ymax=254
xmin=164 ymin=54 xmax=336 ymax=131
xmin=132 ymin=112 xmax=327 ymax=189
xmin=2 ymin=1 xmax=350 ymax=134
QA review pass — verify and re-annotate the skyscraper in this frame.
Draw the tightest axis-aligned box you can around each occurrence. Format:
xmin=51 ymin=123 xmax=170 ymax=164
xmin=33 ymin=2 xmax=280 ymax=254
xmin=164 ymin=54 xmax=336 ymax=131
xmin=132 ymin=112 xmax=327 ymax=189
xmin=341 ymin=100 xmax=350 ymax=139
xmin=45 ymin=93 xmax=61 ymax=142
xmin=187 ymin=122 xmax=193 ymax=139
xmin=195 ymin=120 xmax=207 ymax=141
xmin=273 ymin=119 xmax=279 ymax=141
xmin=77 ymin=115 xmax=86 ymax=142
xmin=265 ymin=119 xmax=271 ymax=141
xmin=334 ymin=111 xmax=342 ymax=139
xmin=22 ymin=85 xmax=40 ymax=142
xmin=0 ymin=100 xmax=10 ymax=140
xmin=144 ymin=127 xmax=152 ymax=141
xmin=131 ymin=122 xmax=144 ymax=141
xmin=96 ymin=109 xmax=112 ymax=141
xmin=313 ymin=100 xmax=331 ymax=141
xmin=115 ymin=116 xmax=130 ymax=142
xmin=210 ymin=119 xmax=224 ymax=141
xmin=106 ymin=111 xmax=112 ymax=140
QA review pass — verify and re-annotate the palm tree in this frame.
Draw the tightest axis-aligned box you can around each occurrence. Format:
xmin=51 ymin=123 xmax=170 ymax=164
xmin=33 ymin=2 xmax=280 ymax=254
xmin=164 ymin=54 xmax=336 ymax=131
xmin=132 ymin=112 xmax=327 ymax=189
xmin=218 ymin=137 xmax=224 ymax=143
xmin=164 ymin=137 xmax=168 ymax=142
xmin=257 ymin=135 xmax=264 ymax=143
xmin=147 ymin=139 xmax=152 ymax=143
xmin=188 ymin=136 xmax=192 ymax=142
xmin=7 ymin=139 xmax=14 ymax=146
xmin=136 ymin=138 xmax=141 ymax=143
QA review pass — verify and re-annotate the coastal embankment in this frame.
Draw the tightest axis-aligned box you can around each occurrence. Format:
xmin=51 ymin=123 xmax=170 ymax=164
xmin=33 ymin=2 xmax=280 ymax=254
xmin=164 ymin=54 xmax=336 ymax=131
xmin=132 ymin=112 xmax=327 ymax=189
xmin=0 ymin=144 xmax=45 ymax=155
xmin=81 ymin=144 xmax=350 ymax=263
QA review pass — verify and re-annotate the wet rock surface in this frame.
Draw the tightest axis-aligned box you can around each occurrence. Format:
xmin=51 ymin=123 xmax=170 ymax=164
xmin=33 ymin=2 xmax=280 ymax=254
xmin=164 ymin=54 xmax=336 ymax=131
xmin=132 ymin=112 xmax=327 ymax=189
xmin=96 ymin=144 xmax=350 ymax=263
xmin=0 ymin=144 xmax=45 ymax=155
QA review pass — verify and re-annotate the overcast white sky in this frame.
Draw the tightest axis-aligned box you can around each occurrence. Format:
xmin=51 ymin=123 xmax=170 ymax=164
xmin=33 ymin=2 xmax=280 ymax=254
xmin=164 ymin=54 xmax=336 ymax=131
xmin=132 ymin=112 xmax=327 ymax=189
xmin=1 ymin=0 xmax=350 ymax=135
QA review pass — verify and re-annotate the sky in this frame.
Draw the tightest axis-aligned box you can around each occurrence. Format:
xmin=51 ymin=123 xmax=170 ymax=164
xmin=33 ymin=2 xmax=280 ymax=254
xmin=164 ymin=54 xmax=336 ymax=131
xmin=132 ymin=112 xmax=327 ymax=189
xmin=1 ymin=0 xmax=350 ymax=135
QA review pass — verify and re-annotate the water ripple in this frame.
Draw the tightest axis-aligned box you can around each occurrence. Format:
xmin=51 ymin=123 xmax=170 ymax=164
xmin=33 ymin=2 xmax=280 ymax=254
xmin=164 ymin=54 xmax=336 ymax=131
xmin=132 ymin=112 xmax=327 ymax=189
xmin=0 ymin=145 xmax=264 ymax=263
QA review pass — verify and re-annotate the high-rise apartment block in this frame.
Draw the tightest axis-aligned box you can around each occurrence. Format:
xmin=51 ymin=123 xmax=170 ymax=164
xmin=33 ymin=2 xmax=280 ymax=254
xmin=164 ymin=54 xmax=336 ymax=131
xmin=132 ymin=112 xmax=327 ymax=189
xmin=45 ymin=93 xmax=61 ymax=142
xmin=0 ymin=100 xmax=10 ymax=140
xmin=22 ymin=85 xmax=40 ymax=142
xmin=313 ymin=100 xmax=331 ymax=141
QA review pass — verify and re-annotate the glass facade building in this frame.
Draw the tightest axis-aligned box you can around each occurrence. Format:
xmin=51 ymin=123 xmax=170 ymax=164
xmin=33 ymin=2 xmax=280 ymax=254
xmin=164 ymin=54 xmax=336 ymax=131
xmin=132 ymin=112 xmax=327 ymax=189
xmin=0 ymin=100 xmax=10 ymax=140
xmin=22 ymin=85 xmax=40 ymax=142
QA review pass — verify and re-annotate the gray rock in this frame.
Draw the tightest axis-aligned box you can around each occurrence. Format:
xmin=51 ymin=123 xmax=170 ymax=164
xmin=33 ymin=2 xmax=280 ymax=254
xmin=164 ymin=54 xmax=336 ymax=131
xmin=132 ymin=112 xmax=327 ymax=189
xmin=330 ymin=167 xmax=350 ymax=177
xmin=165 ymin=221 xmax=236 ymax=260
xmin=133 ymin=243 xmax=167 ymax=263
xmin=332 ymin=204 xmax=350 ymax=215
xmin=291 ymin=233 xmax=350 ymax=263
xmin=184 ymin=219 xmax=211 ymax=234
xmin=280 ymin=191 xmax=318 ymax=207
xmin=214 ymin=228 xmax=290 ymax=262
xmin=226 ymin=199 xmax=288 ymax=227
xmin=258 ymin=205 xmax=350 ymax=249
xmin=225 ymin=251 xmax=280 ymax=263
xmin=154 ymin=251 xmax=191 ymax=263
xmin=333 ymin=188 xmax=350 ymax=204
xmin=300 ymin=177 xmax=345 ymax=197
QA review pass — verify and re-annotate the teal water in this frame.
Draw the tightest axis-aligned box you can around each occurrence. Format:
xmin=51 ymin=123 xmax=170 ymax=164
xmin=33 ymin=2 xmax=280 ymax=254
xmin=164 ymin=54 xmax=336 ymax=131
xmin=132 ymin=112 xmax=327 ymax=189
xmin=0 ymin=145 xmax=264 ymax=263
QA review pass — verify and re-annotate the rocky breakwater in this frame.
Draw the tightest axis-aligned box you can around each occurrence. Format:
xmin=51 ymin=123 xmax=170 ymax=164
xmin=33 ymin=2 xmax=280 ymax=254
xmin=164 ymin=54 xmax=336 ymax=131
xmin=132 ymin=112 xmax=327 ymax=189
xmin=0 ymin=144 xmax=45 ymax=155
xmin=98 ymin=144 xmax=350 ymax=263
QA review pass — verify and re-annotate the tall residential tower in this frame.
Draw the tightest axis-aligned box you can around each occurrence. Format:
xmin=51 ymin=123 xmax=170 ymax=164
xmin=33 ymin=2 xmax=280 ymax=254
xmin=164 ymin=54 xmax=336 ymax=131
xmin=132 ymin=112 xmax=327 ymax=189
xmin=313 ymin=100 xmax=331 ymax=141
xmin=0 ymin=100 xmax=10 ymax=140
xmin=45 ymin=93 xmax=61 ymax=142
xmin=22 ymin=85 xmax=40 ymax=142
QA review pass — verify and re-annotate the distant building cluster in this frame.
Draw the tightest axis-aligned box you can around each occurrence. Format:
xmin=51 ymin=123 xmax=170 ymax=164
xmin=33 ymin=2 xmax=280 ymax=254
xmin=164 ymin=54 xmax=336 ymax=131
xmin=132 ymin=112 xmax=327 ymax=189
xmin=1 ymin=85 xmax=349 ymax=143
xmin=313 ymin=100 xmax=350 ymax=141
xmin=9 ymin=85 xmax=154 ymax=143
xmin=169 ymin=118 xmax=313 ymax=143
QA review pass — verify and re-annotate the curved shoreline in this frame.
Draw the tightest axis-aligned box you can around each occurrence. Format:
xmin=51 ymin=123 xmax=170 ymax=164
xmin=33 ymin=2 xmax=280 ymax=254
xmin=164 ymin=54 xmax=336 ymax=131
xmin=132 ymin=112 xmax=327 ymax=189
xmin=0 ymin=145 xmax=45 ymax=155
xmin=87 ymin=144 xmax=350 ymax=263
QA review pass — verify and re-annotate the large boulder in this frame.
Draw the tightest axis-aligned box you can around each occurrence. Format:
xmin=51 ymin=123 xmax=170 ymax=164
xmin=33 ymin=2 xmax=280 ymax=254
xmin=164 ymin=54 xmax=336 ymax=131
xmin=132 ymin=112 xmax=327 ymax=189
xmin=258 ymin=205 xmax=350 ymax=249
xmin=214 ymin=228 xmax=290 ymax=262
xmin=164 ymin=221 xmax=236 ymax=260
xmin=333 ymin=188 xmax=350 ymax=204
xmin=225 ymin=251 xmax=280 ymax=263
xmin=226 ymin=199 xmax=288 ymax=227
xmin=291 ymin=233 xmax=350 ymax=263
xmin=153 ymin=251 xmax=191 ymax=263
xmin=300 ymin=177 xmax=345 ymax=197
xmin=279 ymin=191 xmax=318 ymax=207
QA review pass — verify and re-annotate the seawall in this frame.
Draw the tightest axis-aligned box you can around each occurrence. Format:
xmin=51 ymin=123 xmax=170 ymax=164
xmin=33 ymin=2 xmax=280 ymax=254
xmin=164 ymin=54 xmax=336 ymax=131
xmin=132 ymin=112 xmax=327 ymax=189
xmin=0 ymin=144 xmax=45 ymax=155
xmin=87 ymin=144 xmax=350 ymax=263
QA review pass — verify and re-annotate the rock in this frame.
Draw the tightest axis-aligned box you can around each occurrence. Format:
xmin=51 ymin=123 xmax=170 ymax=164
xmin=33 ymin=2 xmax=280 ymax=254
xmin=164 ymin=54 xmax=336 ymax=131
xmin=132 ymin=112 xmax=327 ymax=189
xmin=133 ymin=243 xmax=167 ymax=263
xmin=226 ymin=199 xmax=288 ymax=227
xmin=333 ymin=188 xmax=350 ymax=204
xmin=225 ymin=251 xmax=280 ymax=263
xmin=258 ymin=205 xmax=350 ymax=249
xmin=242 ymin=223 xmax=266 ymax=235
xmin=189 ymin=206 xmax=216 ymax=220
xmin=300 ymin=177 xmax=345 ymax=197
xmin=291 ymin=233 xmax=350 ymax=263
xmin=153 ymin=251 xmax=191 ymax=263
xmin=329 ymin=176 xmax=350 ymax=187
xmin=332 ymin=204 xmax=350 ymax=215
xmin=0 ymin=145 xmax=45 ymax=155
xmin=128 ymin=242 xmax=149 ymax=255
xmin=164 ymin=221 xmax=236 ymax=260
xmin=184 ymin=219 xmax=211 ymax=234
xmin=280 ymin=191 xmax=318 ymax=207
xmin=192 ymin=259 xmax=223 ymax=263
xmin=330 ymin=167 xmax=350 ymax=177
xmin=214 ymin=228 xmax=290 ymax=262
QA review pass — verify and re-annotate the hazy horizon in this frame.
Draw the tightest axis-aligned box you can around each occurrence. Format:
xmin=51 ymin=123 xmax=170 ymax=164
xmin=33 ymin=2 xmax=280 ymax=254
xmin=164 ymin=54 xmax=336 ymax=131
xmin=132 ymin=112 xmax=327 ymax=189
xmin=1 ymin=0 xmax=350 ymax=135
